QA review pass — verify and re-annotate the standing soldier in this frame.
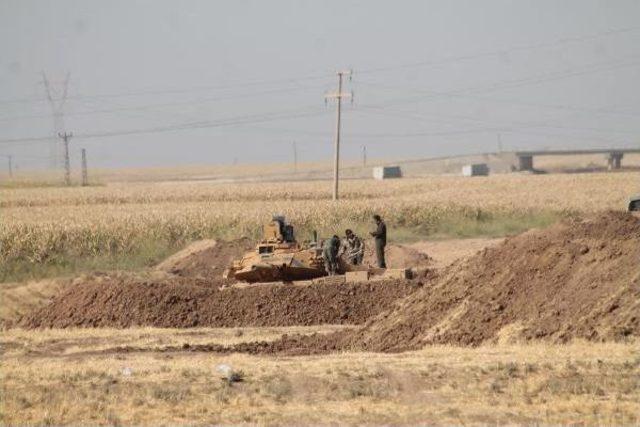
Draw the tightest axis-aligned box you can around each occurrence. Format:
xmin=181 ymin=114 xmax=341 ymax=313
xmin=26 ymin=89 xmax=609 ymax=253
xmin=323 ymin=235 xmax=340 ymax=275
xmin=340 ymin=229 xmax=365 ymax=265
xmin=370 ymin=214 xmax=387 ymax=268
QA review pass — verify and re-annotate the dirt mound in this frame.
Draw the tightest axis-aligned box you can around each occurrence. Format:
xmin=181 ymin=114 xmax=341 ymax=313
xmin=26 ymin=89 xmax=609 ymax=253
xmin=343 ymin=211 xmax=640 ymax=351
xmin=155 ymin=238 xmax=253 ymax=279
xmin=20 ymin=212 xmax=638 ymax=355
xmin=1 ymin=277 xmax=73 ymax=328
xmin=21 ymin=275 xmax=423 ymax=329
xmin=362 ymin=242 xmax=432 ymax=268
xmin=187 ymin=211 xmax=638 ymax=356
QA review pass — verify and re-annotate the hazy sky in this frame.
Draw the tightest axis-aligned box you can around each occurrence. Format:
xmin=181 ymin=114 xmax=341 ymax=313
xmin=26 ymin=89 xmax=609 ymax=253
xmin=1 ymin=0 xmax=639 ymax=169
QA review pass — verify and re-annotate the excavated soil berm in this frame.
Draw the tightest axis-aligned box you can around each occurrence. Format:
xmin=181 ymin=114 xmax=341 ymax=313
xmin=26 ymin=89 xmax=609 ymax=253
xmin=21 ymin=276 xmax=425 ymax=329
xmin=362 ymin=242 xmax=433 ymax=269
xmin=155 ymin=238 xmax=254 ymax=279
xmin=208 ymin=211 xmax=640 ymax=355
xmin=21 ymin=211 xmax=639 ymax=356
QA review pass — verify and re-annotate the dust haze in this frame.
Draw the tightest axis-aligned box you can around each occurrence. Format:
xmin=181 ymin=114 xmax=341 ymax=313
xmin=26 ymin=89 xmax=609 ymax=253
xmin=1 ymin=0 xmax=639 ymax=169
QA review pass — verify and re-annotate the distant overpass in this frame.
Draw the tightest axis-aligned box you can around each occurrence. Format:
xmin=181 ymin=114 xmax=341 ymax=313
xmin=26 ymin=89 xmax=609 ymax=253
xmin=514 ymin=148 xmax=640 ymax=171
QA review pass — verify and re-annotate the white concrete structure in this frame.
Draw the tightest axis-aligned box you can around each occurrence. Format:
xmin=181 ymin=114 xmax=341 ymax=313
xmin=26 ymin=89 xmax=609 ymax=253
xmin=373 ymin=166 xmax=402 ymax=180
xmin=462 ymin=163 xmax=489 ymax=176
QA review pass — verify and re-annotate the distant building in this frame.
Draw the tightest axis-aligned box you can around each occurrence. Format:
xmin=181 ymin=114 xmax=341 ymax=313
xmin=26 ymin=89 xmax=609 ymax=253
xmin=462 ymin=163 xmax=489 ymax=176
xmin=373 ymin=166 xmax=402 ymax=180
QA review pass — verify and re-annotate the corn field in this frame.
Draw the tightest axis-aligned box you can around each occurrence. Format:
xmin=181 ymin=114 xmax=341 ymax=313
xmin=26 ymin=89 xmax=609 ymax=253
xmin=1 ymin=173 xmax=637 ymax=264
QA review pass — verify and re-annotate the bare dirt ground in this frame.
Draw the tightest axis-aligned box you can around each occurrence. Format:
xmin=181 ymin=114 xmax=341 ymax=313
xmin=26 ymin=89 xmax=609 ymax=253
xmin=154 ymin=238 xmax=253 ymax=280
xmin=20 ymin=276 xmax=423 ymax=329
xmin=409 ymin=237 xmax=504 ymax=268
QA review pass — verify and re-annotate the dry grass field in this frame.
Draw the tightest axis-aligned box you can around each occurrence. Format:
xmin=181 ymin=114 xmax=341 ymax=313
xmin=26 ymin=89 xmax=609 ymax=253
xmin=2 ymin=327 xmax=638 ymax=425
xmin=2 ymin=172 xmax=637 ymax=282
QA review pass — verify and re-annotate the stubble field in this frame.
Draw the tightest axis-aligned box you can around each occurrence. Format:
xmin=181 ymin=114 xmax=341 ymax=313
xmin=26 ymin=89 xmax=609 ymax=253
xmin=2 ymin=328 xmax=639 ymax=425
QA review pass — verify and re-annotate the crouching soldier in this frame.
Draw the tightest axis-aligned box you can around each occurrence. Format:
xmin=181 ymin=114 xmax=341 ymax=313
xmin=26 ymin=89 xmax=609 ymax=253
xmin=323 ymin=235 xmax=340 ymax=275
xmin=340 ymin=229 xmax=364 ymax=265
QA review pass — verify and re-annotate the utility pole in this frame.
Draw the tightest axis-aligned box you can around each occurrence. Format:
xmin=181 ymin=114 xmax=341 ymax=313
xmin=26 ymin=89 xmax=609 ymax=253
xmin=1 ymin=155 xmax=12 ymax=178
xmin=362 ymin=145 xmax=367 ymax=168
xmin=325 ymin=70 xmax=353 ymax=201
xmin=58 ymin=132 xmax=73 ymax=185
xmin=293 ymin=141 xmax=298 ymax=173
xmin=81 ymin=148 xmax=88 ymax=186
xmin=43 ymin=72 xmax=70 ymax=169
xmin=497 ymin=133 xmax=503 ymax=153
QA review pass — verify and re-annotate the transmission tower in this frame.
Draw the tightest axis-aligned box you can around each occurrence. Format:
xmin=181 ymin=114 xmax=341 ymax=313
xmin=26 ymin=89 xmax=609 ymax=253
xmin=325 ymin=70 xmax=353 ymax=201
xmin=42 ymin=72 xmax=70 ymax=169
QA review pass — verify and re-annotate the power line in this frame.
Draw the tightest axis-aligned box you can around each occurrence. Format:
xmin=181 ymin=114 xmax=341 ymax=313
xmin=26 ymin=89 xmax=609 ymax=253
xmin=0 ymin=81 xmax=331 ymax=123
xmin=356 ymin=80 xmax=640 ymax=119
xmin=345 ymin=109 xmax=636 ymax=147
xmin=2 ymin=48 xmax=639 ymax=154
xmin=2 ymin=95 xmax=636 ymax=148
xmin=356 ymin=55 xmax=640 ymax=112
xmin=351 ymin=106 xmax=640 ymax=138
xmin=356 ymin=26 xmax=640 ymax=75
xmin=76 ymin=108 xmax=327 ymax=141
xmin=1 ymin=25 xmax=636 ymax=107
xmin=0 ymin=106 xmax=330 ymax=146
xmin=343 ymin=56 xmax=640 ymax=141
xmin=0 ymin=72 xmax=332 ymax=107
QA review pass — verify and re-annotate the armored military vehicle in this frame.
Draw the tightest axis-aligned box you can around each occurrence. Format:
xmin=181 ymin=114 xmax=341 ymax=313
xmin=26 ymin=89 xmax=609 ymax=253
xmin=223 ymin=216 xmax=327 ymax=283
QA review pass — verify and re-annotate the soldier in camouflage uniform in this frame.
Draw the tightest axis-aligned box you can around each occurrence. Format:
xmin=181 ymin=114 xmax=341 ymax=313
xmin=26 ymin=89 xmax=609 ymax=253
xmin=340 ymin=229 xmax=365 ymax=265
xmin=322 ymin=235 xmax=340 ymax=275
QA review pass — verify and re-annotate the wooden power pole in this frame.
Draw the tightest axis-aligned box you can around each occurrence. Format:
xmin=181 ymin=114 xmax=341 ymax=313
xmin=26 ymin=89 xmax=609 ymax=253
xmin=325 ymin=70 xmax=353 ymax=201
xmin=81 ymin=148 xmax=88 ymax=186
xmin=58 ymin=132 xmax=73 ymax=185
xmin=293 ymin=141 xmax=298 ymax=173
